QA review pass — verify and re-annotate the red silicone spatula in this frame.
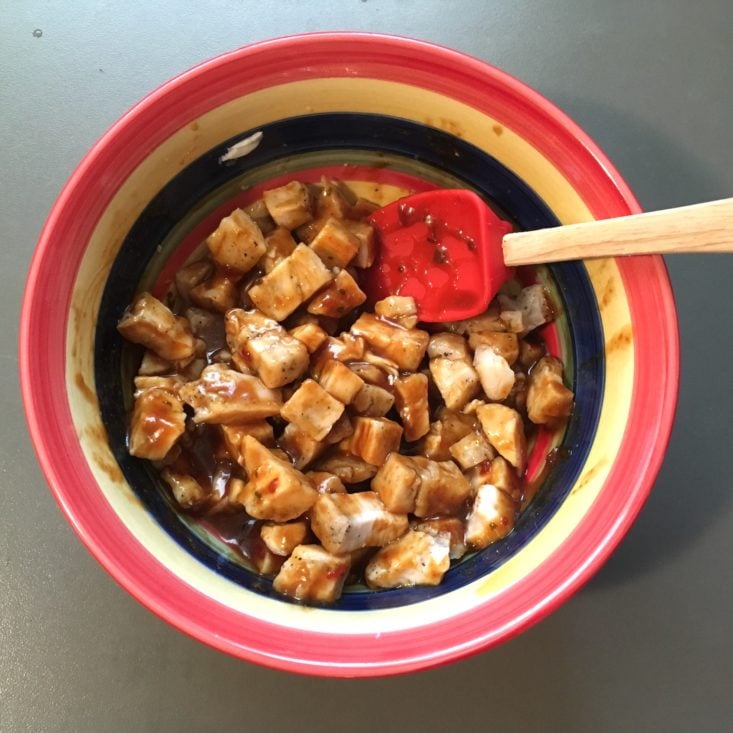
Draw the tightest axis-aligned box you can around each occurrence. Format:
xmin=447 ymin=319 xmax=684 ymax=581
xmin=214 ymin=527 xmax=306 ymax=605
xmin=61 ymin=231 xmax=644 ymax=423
xmin=365 ymin=190 xmax=733 ymax=323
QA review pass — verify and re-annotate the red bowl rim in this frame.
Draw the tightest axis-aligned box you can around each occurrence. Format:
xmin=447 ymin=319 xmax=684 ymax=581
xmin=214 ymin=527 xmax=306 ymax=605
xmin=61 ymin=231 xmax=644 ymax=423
xmin=19 ymin=32 xmax=679 ymax=677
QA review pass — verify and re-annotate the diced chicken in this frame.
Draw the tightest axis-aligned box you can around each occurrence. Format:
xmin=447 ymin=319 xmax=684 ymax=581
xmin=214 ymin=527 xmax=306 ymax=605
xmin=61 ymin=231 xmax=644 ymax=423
xmin=519 ymin=338 xmax=546 ymax=369
xmin=507 ymin=371 xmax=528 ymax=413
xmin=317 ymin=359 xmax=364 ymax=404
xmin=309 ymin=217 xmax=360 ymax=269
xmin=527 ymin=356 xmax=574 ymax=425
xmin=351 ymin=313 xmax=429 ymax=371
xmin=429 ymin=357 xmax=480 ymax=410
xmin=189 ymin=273 xmax=238 ymax=313
xmin=371 ymin=453 xmax=471 ymax=517
xmin=161 ymin=469 xmax=209 ymax=510
xmin=220 ymin=421 xmax=275 ymax=465
xmin=184 ymin=307 xmax=227 ymax=355
xmin=260 ymin=520 xmax=309 ymax=557
xmin=427 ymin=333 xmax=471 ymax=361
xmin=371 ymin=453 xmax=420 ymax=513
xmin=468 ymin=332 xmax=519 ymax=365
xmin=374 ymin=296 xmax=419 ymax=329
xmin=444 ymin=304 xmax=505 ymax=334
xmin=245 ymin=533 xmax=286 ymax=576
xmin=344 ymin=219 xmax=377 ymax=268
xmin=314 ymin=335 xmax=366 ymax=373
xmin=128 ymin=387 xmax=186 ymax=460
xmin=261 ymin=226 xmax=297 ymax=273
xmin=315 ymin=178 xmax=353 ymax=220
xmin=289 ymin=322 xmax=328 ymax=353
xmin=305 ymin=471 xmax=347 ymax=494
xmin=352 ymin=383 xmax=395 ymax=417
xmin=499 ymin=309 xmax=524 ymax=333
xmin=324 ymin=413 xmax=354 ymax=444
xmin=137 ymin=350 xmax=172 ymax=376
xmin=273 ymin=544 xmax=351 ymax=603
xmin=473 ymin=344 xmax=515 ymax=401
xmin=347 ymin=361 xmax=390 ymax=389
xmin=174 ymin=259 xmax=212 ymax=301
xmin=235 ymin=436 xmax=318 ymax=521
xmin=362 ymin=350 xmax=400 ymax=380
xmin=476 ymin=403 xmax=527 ymax=472
xmin=414 ymin=517 xmax=467 ymax=560
xmin=417 ymin=408 xmax=477 ymax=461
xmin=498 ymin=284 xmax=554 ymax=335
xmin=314 ymin=451 xmax=378 ymax=484
xmin=277 ymin=422 xmax=327 ymax=470
xmin=393 ymin=373 xmax=430 ymax=441
xmin=249 ymin=244 xmax=333 ymax=321
xmin=118 ymin=292 xmax=196 ymax=362
xmin=280 ymin=379 xmax=345 ymax=441
xmin=243 ymin=198 xmax=276 ymax=235
xmin=487 ymin=456 xmax=522 ymax=501
xmin=224 ymin=309 xmax=309 ymax=388
xmin=448 ymin=431 xmax=495 ymax=470
xmin=365 ymin=530 xmax=450 ymax=589
xmin=206 ymin=208 xmax=266 ymax=273
xmin=310 ymin=491 xmax=408 ymax=554
xmin=306 ymin=269 xmax=366 ymax=317
xmin=349 ymin=417 xmax=403 ymax=465
xmin=263 ymin=181 xmax=313 ymax=229
xmin=464 ymin=483 xmax=517 ymax=549
xmin=179 ymin=364 xmax=281 ymax=424
xmin=133 ymin=375 xmax=183 ymax=396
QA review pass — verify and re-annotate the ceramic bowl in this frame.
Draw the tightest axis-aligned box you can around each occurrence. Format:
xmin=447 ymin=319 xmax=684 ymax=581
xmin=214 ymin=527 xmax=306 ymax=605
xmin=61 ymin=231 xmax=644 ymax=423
xmin=20 ymin=33 xmax=679 ymax=677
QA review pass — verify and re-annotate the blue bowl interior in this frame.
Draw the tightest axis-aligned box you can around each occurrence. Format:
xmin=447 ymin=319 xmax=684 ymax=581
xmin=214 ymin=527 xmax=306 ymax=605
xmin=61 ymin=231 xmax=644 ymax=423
xmin=95 ymin=113 xmax=604 ymax=609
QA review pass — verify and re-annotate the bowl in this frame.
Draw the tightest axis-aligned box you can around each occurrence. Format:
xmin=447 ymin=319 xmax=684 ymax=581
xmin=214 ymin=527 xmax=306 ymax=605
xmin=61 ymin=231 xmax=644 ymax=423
xmin=20 ymin=33 xmax=679 ymax=677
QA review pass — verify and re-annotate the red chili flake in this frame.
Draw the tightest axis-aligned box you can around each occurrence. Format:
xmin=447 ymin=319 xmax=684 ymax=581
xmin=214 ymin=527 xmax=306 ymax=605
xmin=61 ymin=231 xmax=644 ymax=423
xmin=266 ymin=478 xmax=279 ymax=494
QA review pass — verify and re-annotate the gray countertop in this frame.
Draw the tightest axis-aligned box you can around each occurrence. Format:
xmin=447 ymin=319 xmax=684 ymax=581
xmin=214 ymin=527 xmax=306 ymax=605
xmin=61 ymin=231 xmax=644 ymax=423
xmin=2 ymin=2 xmax=732 ymax=731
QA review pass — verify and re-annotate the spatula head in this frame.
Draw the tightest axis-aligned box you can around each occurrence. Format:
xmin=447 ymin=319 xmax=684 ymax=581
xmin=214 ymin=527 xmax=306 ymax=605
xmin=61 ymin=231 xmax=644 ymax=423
xmin=365 ymin=189 xmax=514 ymax=322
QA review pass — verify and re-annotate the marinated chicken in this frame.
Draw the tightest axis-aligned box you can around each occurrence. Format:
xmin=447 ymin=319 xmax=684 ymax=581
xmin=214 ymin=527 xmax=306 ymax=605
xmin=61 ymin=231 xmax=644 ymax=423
xmin=117 ymin=177 xmax=574 ymax=605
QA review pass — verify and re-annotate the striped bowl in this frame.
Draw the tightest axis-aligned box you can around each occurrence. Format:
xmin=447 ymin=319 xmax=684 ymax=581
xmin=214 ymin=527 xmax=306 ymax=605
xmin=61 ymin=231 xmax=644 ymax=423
xmin=20 ymin=33 xmax=679 ymax=677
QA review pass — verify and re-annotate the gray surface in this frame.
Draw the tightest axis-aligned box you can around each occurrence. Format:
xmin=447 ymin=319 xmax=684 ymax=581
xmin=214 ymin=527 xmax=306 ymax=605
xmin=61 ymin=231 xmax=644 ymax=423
xmin=2 ymin=1 xmax=732 ymax=730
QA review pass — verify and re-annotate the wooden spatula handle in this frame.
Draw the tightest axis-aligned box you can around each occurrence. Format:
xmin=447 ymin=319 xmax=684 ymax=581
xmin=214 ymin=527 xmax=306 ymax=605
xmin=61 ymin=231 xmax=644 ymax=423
xmin=502 ymin=197 xmax=733 ymax=265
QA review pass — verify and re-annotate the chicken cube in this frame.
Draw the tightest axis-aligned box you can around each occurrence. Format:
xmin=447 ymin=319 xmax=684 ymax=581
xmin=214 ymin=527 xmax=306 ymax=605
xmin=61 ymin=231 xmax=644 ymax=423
xmin=318 ymin=359 xmax=365 ymax=404
xmin=262 ymin=226 xmax=297 ymax=273
xmin=371 ymin=453 xmax=420 ymax=513
xmin=365 ymin=530 xmax=450 ymax=589
xmin=429 ymin=357 xmax=480 ymax=410
xmin=236 ymin=436 xmax=318 ymax=521
xmin=444 ymin=304 xmax=505 ymax=334
xmin=289 ymin=322 xmax=328 ymax=353
xmin=374 ymin=295 xmax=419 ymax=329
xmin=206 ymin=208 xmax=266 ymax=273
xmin=137 ymin=350 xmax=172 ymax=376
xmin=448 ymin=431 xmax=495 ymax=470
xmin=476 ymin=403 xmax=527 ymax=472
xmin=305 ymin=471 xmax=347 ymax=494
xmin=179 ymin=364 xmax=281 ymax=424
xmin=248 ymin=244 xmax=333 ymax=321
xmin=263 ymin=181 xmax=313 ymax=229
xmin=324 ymin=413 xmax=354 ymax=444
xmin=348 ymin=361 xmax=390 ymax=389
xmin=473 ymin=344 xmax=516 ymax=401
xmin=224 ymin=309 xmax=309 ymax=388
xmin=414 ymin=517 xmax=467 ymax=560
xmin=133 ymin=375 xmax=183 ymax=396
xmin=161 ymin=469 xmax=209 ymax=510
xmin=487 ymin=456 xmax=522 ymax=501
xmin=280 ymin=379 xmax=345 ymax=441
xmin=350 ymin=313 xmax=429 ymax=371
xmin=260 ymin=521 xmax=309 ymax=557
xmin=417 ymin=408 xmax=477 ymax=461
xmin=118 ymin=292 xmax=196 ymax=362
xmin=527 ymin=356 xmax=574 ymax=425
xmin=314 ymin=451 xmax=378 ymax=484
xmin=246 ymin=534 xmax=286 ymax=576
xmin=464 ymin=483 xmax=517 ymax=549
xmin=352 ymin=383 xmax=395 ymax=417
xmin=519 ymin=338 xmax=546 ymax=368
xmin=128 ymin=387 xmax=186 ymax=460
xmin=309 ymin=217 xmax=360 ymax=268
xmin=220 ymin=421 xmax=275 ymax=465
xmin=189 ymin=273 xmax=238 ymax=313
xmin=278 ymin=422 xmax=327 ymax=470
xmin=310 ymin=491 xmax=408 ymax=554
xmin=174 ymin=260 xmax=212 ymax=301
xmin=393 ymin=373 xmax=430 ymax=441
xmin=243 ymin=198 xmax=276 ymax=235
xmin=315 ymin=178 xmax=353 ymax=220
xmin=468 ymin=332 xmax=519 ymax=365
xmin=427 ymin=333 xmax=471 ymax=361
xmin=410 ymin=457 xmax=472 ymax=518
xmin=349 ymin=417 xmax=403 ymax=465
xmin=273 ymin=545 xmax=351 ymax=603
xmin=344 ymin=219 xmax=377 ymax=268
xmin=498 ymin=284 xmax=554 ymax=335
xmin=306 ymin=269 xmax=366 ymax=317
